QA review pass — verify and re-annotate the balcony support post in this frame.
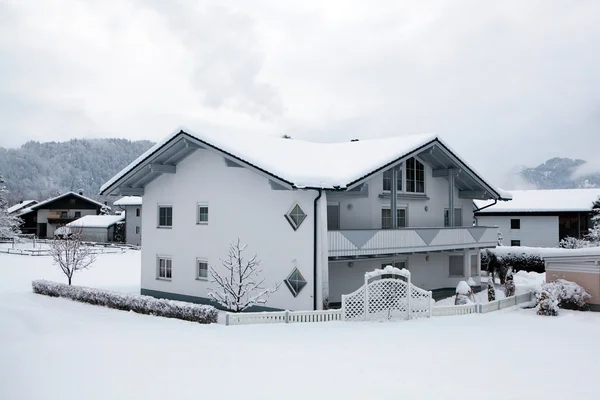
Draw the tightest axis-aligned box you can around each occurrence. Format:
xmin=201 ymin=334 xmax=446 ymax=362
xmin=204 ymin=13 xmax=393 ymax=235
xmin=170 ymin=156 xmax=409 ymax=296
xmin=448 ymin=169 xmax=456 ymax=227
xmin=391 ymin=166 xmax=398 ymax=229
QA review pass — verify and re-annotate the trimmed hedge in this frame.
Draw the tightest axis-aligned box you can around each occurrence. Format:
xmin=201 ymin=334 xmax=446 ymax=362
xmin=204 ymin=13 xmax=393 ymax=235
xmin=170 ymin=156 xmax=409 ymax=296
xmin=481 ymin=248 xmax=545 ymax=276
xmin=32 ymin=280 xmax=218 ymax=324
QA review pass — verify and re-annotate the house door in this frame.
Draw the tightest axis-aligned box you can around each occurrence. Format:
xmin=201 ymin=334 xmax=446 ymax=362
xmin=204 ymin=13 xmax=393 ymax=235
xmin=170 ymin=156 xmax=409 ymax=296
xmin=37 ymin=223 xmax=47 ymax=238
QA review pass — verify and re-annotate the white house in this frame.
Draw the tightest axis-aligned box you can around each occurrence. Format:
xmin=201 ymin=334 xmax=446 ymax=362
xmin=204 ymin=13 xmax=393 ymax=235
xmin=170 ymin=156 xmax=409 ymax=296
xmin=475 ymin=189 xmax=600 ymax=248
xmin=100 ymin=129 xmax=510 ymax=311
xmin=113 ymin=196 xmax=142 ymax=246
xmin=66 ymin=214 xmax=125 ymax=243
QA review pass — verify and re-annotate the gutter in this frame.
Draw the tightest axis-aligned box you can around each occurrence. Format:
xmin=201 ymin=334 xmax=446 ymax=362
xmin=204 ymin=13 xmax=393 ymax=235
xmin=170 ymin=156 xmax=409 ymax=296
xmin=311 ymin=188 xmax=323 ymax=311
xmin=473 ymin=199 xmax=497 ymax=214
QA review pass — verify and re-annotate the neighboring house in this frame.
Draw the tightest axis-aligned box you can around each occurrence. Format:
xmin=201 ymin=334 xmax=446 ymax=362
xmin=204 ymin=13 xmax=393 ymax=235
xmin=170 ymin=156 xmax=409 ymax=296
xmin=474 ymin=189 xmax=600 ymax=248
xmin=113 ymin=196 xmax=142 ymax=246
xmin=543 ymin=248 xmax=600 ymax=311
xmin=100 ymin=129 xmax=510 ymax=311
xmin=66 ymin=214 xmax=125 ymax=243
xmin=7 ymin=200 xmax=38 ymax=215
xmin=16 ymin=191 xmax=107 ymax=238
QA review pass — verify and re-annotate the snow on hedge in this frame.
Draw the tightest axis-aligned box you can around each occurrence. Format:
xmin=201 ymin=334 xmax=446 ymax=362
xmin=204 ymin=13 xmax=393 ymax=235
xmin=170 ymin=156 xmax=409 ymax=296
xmin=540 ymin=279 xmax=591 ymax=311
xmin=32 ymin=280 xmax=218 ymax=324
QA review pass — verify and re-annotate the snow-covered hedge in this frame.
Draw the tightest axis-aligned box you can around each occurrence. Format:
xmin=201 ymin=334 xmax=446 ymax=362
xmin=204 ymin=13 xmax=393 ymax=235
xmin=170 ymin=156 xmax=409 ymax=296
xmin=482 ymin=248 xmax=545 ymax=276
xmin=540 ymin=279 xmax=591 ymax=311
xmin=32 ymin=280 xmax=218 ymax=324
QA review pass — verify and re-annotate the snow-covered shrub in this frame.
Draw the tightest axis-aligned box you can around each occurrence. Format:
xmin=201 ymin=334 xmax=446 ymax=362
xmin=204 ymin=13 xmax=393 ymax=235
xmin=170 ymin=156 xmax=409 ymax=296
xmin=537 ymin=290 xmax=559 ymax=316
xmin=487 ymin=274 xmax=496 ymax=302
xmin=541 ymin=279 xmax=591 ymax=311
xmin=32 ymin=280 xmax=218 ymax=324
xmin=455 ymin=281 xmax=473 ymax=305
xmin=559 ymin=237 xmax=595 ymax=249
xmin=504 ymin=268 xmax=515 ymax=297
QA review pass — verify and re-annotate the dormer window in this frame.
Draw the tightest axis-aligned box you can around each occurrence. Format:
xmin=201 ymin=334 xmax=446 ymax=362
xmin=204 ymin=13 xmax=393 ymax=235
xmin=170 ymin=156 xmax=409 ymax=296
xmin=406 ymin=157 xmax=425 ymax=193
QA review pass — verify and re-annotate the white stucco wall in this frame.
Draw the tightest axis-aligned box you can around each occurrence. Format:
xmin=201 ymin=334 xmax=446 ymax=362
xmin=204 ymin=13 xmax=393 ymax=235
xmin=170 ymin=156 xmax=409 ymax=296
xmin=78 ymin=227 xmax=110 ymax=243
xmin=141 ymin=148 xmax=320 ymax=311
xmin=328 ymin=250 xmax=481 ymax=303
xmin=328 ymin=157 xmax=474 ymax=230
xmin=476 ymin=215 xmax=559 ymax=248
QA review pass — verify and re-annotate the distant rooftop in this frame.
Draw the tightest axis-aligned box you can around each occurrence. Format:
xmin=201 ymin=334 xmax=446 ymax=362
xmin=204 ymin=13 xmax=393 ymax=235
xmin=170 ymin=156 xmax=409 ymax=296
xmin=7 ymin=200 xmax=37 ymax=214
xmin=113 ymin=196 xmax=142 ymax=206
xmin=67 ymin=214 xmax=124 ymax=229
xmin=475 ymin=188 xmax=600 ymax=213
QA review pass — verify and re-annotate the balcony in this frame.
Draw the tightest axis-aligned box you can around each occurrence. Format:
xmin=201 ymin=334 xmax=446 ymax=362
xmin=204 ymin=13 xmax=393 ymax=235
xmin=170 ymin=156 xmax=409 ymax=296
xmin=328 ymin=226 xmax=498 ymax=258
xmin=47 ymin=213 xmax=80 ymax=224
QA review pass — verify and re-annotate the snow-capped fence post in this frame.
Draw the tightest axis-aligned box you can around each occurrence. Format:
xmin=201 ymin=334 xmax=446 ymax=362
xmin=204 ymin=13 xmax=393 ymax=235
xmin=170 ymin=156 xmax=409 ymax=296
xmin=406 ymin=272 xmax=412 ymax=320
xmin=428 ymin=291 xmax=433 ymax=318
xmin=363 ymin=272 xmax=369 ymax=321
xmin=225 ymin=313 xmax=230 ymax=326
xmin=285 ymin=310 xmax=290 ymax=323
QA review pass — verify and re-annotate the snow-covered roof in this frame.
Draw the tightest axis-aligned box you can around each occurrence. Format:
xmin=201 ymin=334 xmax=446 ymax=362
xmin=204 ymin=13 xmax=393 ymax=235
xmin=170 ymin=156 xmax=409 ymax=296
xmin=101 ymin=129 xmax=510 ymax=200
xmin=113 ymin=196 xmax=142 ymax=206
xmin=475 ymin=189 xmax=600 ymax=213
xmin=66 ymin=214 xmax=125 ymax=229
xmin=28 ymin=192 xmax=107 ymax=212
xmin=7 ymin=200 xmax=37 ymax=214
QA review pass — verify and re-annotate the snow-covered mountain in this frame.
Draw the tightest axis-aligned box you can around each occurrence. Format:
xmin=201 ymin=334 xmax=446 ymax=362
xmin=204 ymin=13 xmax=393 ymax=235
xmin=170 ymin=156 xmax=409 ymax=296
xmin=0 ymin=138 xmax=155 ymax=204
xmin=517 ymin=157 xmax=600 ymax=189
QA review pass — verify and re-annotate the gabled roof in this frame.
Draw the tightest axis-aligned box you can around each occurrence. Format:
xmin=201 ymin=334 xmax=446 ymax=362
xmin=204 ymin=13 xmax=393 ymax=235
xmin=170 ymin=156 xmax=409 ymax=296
xmin=113 ymin=196 xmax=142 ymax=206
xmin=67 ymin=214 xmax=124 ymax=228
xmin=7 ymin=200 xmax=38 ymax=214
xmin=100 ymin=129 xmax=511 ymax=201
xmin=18 ymin=192 xmax=107 ymax=215
xmin=474 ymin=189 xmax=600 ymax=213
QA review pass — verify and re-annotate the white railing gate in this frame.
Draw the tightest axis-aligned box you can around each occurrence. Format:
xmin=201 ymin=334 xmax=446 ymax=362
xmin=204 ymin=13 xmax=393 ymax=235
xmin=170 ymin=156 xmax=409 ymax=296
xmin=341 ymin=266 xmax=432 ymax=321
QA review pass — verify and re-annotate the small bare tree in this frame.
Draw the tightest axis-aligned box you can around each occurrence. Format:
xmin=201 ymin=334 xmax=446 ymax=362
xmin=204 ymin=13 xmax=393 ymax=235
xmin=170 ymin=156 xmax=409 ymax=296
xmin=49 ymin=229 xmax=97 ymax=285
xmin=208 ymin=238 xmax=280 ymax=312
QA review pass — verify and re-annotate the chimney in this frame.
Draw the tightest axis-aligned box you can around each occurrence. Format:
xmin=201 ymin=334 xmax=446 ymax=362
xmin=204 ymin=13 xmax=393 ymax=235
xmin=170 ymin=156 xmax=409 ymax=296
xmin=78 ymin=189 xmax=84 ymax=195
xmin=351 ymin=139 xmax=359 ymax=142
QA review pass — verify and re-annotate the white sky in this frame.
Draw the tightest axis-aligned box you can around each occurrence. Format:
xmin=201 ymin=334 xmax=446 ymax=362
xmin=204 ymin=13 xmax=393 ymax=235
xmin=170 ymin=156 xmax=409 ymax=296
xmin=1 ymin=0 xmax=600 ymax=185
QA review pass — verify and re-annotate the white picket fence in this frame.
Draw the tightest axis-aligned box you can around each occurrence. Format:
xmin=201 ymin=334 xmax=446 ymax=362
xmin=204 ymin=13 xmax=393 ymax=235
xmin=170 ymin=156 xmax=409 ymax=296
xmin=432 ymin=303 xmax=478 ymax=317
xmin=433 ymin=292 xmax=535 ymax=316
xmin=226 ymin=309 xmax=342 ymax=326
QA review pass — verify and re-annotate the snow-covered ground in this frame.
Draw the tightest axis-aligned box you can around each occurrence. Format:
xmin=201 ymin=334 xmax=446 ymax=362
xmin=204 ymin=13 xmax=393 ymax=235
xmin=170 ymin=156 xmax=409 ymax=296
xmin=2 ymin=252 xmax=600 ymax=399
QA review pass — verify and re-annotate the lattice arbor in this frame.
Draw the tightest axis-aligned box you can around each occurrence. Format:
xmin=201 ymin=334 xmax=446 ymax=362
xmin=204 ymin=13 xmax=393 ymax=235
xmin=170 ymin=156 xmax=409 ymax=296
xmin=341 ymin=266 xmax=432 ymax=321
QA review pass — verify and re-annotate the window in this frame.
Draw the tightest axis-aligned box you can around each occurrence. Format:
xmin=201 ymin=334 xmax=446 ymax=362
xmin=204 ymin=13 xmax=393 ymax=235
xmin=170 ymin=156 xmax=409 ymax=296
xmin=158 ymin=206 xmax=172 ymax=227
xmin=284 ymin=267 xmax=307 ymax=297
xmin=327 ymin=204 xmax=340 ymax=231
xmin=135 ymin=226 xmax=140 ymax=234
xmin=70 ymin=199 xmax=76 ymax=205
xmin=444 ymin=208 xmax=463 ymax=227
xmin=381 ymin=208 xmax=407 ymax=229
xmin=449 ymin=255 xmax=464 ymax=276
xmin=285 ymin=204 xmax=307 ymax=230
xmin=157 ymin=257 xmax=172 ymax=280
xmin=406 ymin=157 xmax=425 ymax=193
xmin=511 ymin=240 xmax=521 ymax=247
xmin=60 ymin=211 xmax=68 ymax=219
xmin=74 ymin=211 xmax=81 ymax=218
xmin=381 ymin=261 xmax=408 ymax=279
xmin=511 ymin=219 xmax=520 ymax=229
xmin=197 ymin=204 xmax=209 ymax=224
xmin=470 ymin=254 xmax=478 ymax=276
xmin=383 ymin=167 xmax=402 ymax=191
xmin=136 ymin=208 xmax=140 ymax=217
xmin=196 ymin=260 xmax=208 ymax=280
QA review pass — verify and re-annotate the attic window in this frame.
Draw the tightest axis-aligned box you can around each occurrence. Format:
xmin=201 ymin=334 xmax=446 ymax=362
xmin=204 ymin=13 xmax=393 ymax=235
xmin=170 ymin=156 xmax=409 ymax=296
xmin=285 ymin=204 xmax=306 ymax=230
xmin=284 ymin=267 xmax=307 ymax=297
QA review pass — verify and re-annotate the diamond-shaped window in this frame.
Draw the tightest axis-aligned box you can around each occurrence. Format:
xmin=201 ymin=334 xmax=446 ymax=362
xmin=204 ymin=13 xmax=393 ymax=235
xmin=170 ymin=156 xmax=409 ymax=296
xmin=285 ymin=204 xmax=306 ymax=230
xmin=284 ymin=268 xmax=307 ymax=297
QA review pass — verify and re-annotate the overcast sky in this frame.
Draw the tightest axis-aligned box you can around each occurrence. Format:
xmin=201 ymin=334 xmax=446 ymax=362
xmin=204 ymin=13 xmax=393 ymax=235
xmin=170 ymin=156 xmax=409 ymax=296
xmin=1 ymin=0 xmax=599 ymax=185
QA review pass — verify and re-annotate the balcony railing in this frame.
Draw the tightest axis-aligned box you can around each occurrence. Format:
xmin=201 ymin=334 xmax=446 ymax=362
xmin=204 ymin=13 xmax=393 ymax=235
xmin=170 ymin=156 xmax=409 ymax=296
xmin=328 ymin=226 xmax=498 ymax=257
xmin=47 ymin=213 xmax=79 ymax=224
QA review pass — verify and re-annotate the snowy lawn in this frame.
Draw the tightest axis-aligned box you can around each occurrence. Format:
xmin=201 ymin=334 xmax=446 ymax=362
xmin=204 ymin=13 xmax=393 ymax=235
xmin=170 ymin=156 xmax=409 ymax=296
xmin=2 ymin=252 xmax=600 ymax=399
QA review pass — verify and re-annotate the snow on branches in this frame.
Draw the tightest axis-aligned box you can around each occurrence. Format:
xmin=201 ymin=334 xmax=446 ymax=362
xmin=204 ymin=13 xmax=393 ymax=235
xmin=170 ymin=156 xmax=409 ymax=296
xmin=0 ymin=174 xmax=22 ymax=239
xmin=208 ymin=238 xmax=280 ymax=312
xmin=49 ymin=229 xmax=97 ymax=285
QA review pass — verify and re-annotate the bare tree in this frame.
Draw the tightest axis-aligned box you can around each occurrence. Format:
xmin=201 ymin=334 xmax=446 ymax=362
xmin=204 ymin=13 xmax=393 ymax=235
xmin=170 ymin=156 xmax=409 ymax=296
xmin=49 ymin=229 xmax=97 ymax=285
xmin=208 ymin=238 xmax=280 ymax=312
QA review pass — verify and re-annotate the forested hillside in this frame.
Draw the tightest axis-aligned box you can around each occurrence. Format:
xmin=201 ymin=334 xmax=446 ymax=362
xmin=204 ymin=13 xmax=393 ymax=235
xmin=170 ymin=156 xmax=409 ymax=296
xmin=0 ymin=139 xmax=154 ymax=204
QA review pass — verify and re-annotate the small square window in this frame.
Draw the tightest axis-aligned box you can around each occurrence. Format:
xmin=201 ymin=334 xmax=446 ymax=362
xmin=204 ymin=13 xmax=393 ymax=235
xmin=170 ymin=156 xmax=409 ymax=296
xmin=285 ymin=204 xmax=306 ymax=230
xmin=444 ymin=208 xmax=463 ymax=227
xmin=382 ymin=208 xmax=407 ymax=229
xmin=511 ymin=219 xmax=520 ymax=229
xmin=158 ymin=206 xmax=172 ymax=227
xmin=197 ymin=260 xmax=208 ymax=280
xmin=135 ymin=226 xmax=140 ymax=234
xmin=60 ymin=211 xmax=68 ymax=219
xmin=197 ymin=204 xmax=209 ymax=224
xmin=70 ymin=199 xmax=76 ymax=205
xmin=284 ymin=267 xmax=307 ymax=297
xmin=511 ymin=240 xmax=521 ymax=247
xmin=157 ymin=257 xmax=172 ymax=280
